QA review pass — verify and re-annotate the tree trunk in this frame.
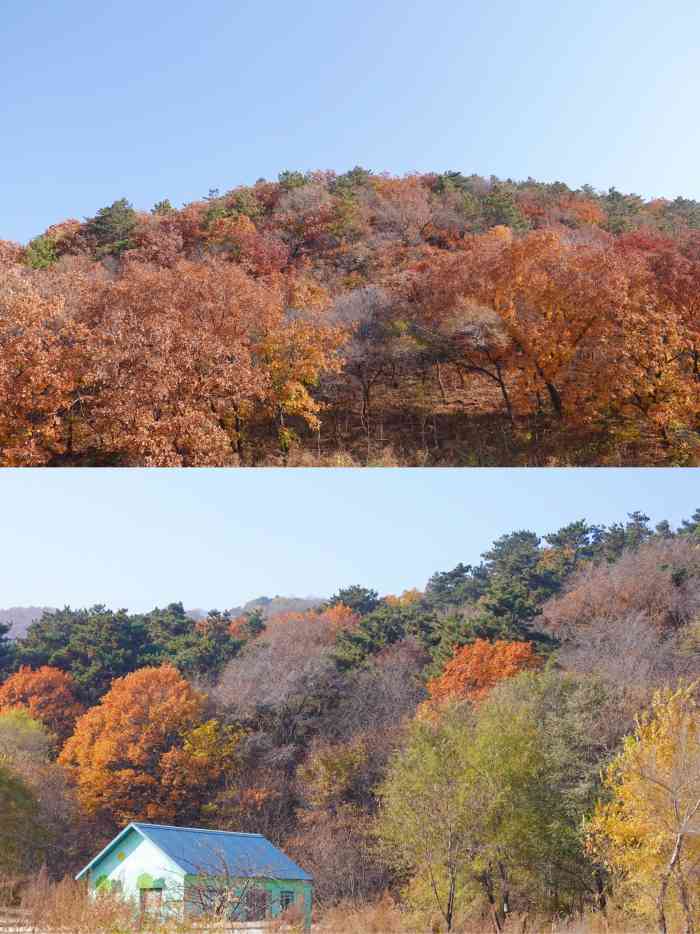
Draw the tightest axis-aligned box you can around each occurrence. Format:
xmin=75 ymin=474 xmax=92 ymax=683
xmin=594 ymin=869 xmax=608 ymax=930
xmin=545 ymin=380 xmax=563 ymax=419
xmin=498 ymin=860 xmax=510 ymax=923
xmin=234 ymin=410 xmax=244 ymax=464
xmin=494 ymin=363 xmax=515 ymax=425
xmin=436 ymin=362 xmax=448 ymax=404
xmin=445 ymin=873 xmax=456 ymax=932
xmin=675 ymin=860 xmax=694 ymax=934
xmin=657 ymin=833 xmax=684 ymax=934
xmin=479 ymin=871 xmax=503 ymax=934
xmin=360 ymin=381 xmax=372 ymax=462
xmin=276 ymin=407 xmax=289 ymax=465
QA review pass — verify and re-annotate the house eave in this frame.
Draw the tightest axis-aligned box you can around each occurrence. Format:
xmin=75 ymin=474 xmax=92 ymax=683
xmin=75 ymin=823 xmax=144 ymax=880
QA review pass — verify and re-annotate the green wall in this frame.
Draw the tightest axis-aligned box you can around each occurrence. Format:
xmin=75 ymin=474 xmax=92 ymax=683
xmin=183 ymin=874 xmax=312 ymax=928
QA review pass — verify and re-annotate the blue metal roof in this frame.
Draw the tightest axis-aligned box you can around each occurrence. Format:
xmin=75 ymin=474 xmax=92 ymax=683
xmin=145 ymin=823 xmax=313 ymax=881
xmin=76 ymin=823 xmax=312 ymax=882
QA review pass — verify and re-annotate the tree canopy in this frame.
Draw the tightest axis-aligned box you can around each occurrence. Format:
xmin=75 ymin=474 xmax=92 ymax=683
xmin=3 ymin=170 xmax=700 ymax=466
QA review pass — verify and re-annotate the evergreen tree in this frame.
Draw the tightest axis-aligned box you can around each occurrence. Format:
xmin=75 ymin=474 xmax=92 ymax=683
xmin=590 ymin=511 xmax=654 ymax=562
xmin=679 ymin=508 xmax=700 ymax=538
xmin=0 ymin=621 xmax=15 ymax=678
xmin=143 ymin=603 xmax=246 ymax=680
xmin=24 ymin=235 xmax=58 ymax=269
xmin=152 ymin=198 xmax=175 ymax=215
xmin=333 ymin=603 xmax=437 ymax=670
xmin=84 ymin=198 xmax=137 ymax=254
xmin=544 ymin=519 xmax=600 ymax=568
xmin=326 ymin=585 xmax=380 ymax=617
xmin=278 ymin=170 xmax=307 ymax=190
xmin=482 ymin=185 xmax=529 ymax=231
xmin=15 ymin=606 xmax=150 ymax=704
xmin=424 ymin=563 xmax=488 ymax=609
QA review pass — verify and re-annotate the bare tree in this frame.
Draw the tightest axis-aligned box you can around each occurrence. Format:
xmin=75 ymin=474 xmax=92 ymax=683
xmin=542 ymin=538 xmax=700 ymax=638
xmin=328 ymin=286 xmax=410 ymax=442
xmin=319 ymin=639 xmax=428 ymax=742
xmin=542 ymin=538 xmax=700 ymax=710
xmin=179 ymin=849 xmax=273 ymax=924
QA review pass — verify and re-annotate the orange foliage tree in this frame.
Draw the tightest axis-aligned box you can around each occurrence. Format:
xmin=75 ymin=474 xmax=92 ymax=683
xmin=469 ymin=230 xmax=631 ymax=422
xmin=0 ymin=266 xmax=91 ymax=466
xmin=426 ymin=639 xmax=542 ymax=705
xmin=205 ymin=214 xmax=289 ymax=275
xmin=403 ymin=226 xmax=699 ymax=457
xmin=0 ymin=254 xmax=344 ymax=466
xmin=0 ymin=240 xmax=25 ymax=268
xmin=78 ymin=259 xmax=280 ymax=466
xmin=5 ymin=170 xmax=700 ymax=467
xmin=0 ymin=665 xmax=84 ymax=744
xmin=59 ymin=665 xmax=239 ymax=826
xmin=607 ymin=239 xmax=696 ymax=446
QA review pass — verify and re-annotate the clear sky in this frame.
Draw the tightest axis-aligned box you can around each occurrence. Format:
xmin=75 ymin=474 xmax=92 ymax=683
xmin=0 ymin=468 xmax=696 ymax=612
xmin=3 ymin=0 xmax=700 ymax=243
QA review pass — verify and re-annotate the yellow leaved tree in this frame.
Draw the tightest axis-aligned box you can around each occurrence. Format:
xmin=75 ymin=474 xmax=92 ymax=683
xmin=587 ymin=682 xmax=700 ymax=934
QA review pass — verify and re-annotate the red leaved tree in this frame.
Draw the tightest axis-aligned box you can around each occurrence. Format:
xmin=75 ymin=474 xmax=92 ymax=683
xmin=426 ymin=639 xmax=542 ymax=705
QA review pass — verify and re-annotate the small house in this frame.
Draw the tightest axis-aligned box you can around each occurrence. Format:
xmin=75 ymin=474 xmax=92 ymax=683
xmin=75 ymin=822 xmax=313 ymax=929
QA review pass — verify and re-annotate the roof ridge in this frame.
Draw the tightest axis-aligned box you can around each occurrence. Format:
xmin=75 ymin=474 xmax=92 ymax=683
xmin=134 ymin=822 xmax=264 ymax=838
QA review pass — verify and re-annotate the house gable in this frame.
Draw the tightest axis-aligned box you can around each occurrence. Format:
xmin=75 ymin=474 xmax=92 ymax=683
xmin=83 ymin=827 xmax=184 ymax=903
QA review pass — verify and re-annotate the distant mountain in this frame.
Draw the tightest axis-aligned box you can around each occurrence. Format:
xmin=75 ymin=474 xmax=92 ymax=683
xmin=187 ymin=595 xmax=324 ymax=621
xmin=0 ymin=606 xmax=55 ymax=639
xmin=1 ymin=598 xmax=324 ymax=639
xmin=237 ymin=595 xmax=324 ymax=617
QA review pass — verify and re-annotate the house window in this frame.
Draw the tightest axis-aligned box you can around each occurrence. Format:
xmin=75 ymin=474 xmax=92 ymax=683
xmin=140 ymin=888 xmax=163 ymax=916
xmin=244 ymin=885 xmax=269 ymax=921
xmin=280 ymin=890 xmax=296 ymax=912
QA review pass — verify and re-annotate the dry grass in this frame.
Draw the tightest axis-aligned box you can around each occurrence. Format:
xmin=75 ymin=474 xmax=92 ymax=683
xmin=4 ymin=878 xmax=654 ymax=934
xmin=312 ymin=897 xmax=652 ymax=934
xmin=314 ymin=895 xmax=410 ymax=932
xmin=15 ymin=874 xmax=288 ymax=934
xmin=19 ymin=874 xmax=135 ymax=932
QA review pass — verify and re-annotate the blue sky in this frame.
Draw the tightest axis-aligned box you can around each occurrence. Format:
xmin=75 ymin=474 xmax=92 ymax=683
xmin=0 ymin=469 xmax=696 ymax=611
xmin=3 ymin=0 xmax=700 ymax=243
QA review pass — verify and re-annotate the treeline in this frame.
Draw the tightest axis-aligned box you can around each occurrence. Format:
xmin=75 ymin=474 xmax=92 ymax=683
xmin=1 ymin=508 xmax=700 ymax=930
xmin=2 ymin=170 xmax=700 ymax=467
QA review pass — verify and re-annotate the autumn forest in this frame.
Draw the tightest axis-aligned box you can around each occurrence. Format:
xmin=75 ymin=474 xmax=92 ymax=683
xmin=3 ymin=169 xmax=700 ymax=467
xmin=2 ymin=508 xmax=700 ymax=931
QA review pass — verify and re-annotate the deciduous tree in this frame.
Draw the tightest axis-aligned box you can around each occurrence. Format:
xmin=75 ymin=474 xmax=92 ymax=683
xmin=0 ymin=666 xmax=84 ymax=743
xmin=587 ymin=682 xmax=700 ymax=934
xmin=426 ymin=639 xmax=541 ymax=705
xmin=0 ymin=762 xmax=41 ymax=873
xmin=0 ymin=267 xmax=90 ymax=466
xmin=59 ymin=665 xmax=238 ymax=826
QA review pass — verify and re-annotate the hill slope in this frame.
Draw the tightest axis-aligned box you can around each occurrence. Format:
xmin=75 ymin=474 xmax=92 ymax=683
xmin=2 ymin=169 xmax=700 ymax=467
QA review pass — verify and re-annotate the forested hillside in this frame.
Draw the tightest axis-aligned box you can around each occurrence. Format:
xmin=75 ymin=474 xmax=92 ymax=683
xmin=2 ymin=508 xmax=700 ymax=930
xmin=0 ymin=598 xmax=319 ymax=640
xmin=2 ymin=170 xmax=700 ymax=467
